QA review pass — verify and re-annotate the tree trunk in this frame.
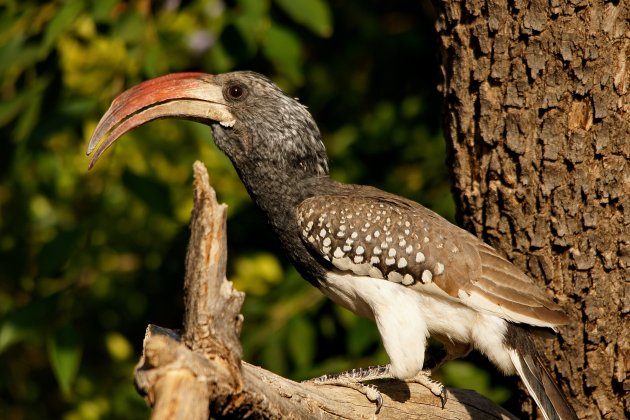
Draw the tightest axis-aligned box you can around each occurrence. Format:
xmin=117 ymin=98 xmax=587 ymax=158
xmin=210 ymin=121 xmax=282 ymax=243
xmin=434 ymin=1 xmax=629 ymax=418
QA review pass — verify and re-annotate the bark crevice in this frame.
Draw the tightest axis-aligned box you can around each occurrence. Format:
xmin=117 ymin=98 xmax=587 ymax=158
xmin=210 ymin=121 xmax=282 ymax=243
xmin=434 ymin=1 xmax=629 ymax=418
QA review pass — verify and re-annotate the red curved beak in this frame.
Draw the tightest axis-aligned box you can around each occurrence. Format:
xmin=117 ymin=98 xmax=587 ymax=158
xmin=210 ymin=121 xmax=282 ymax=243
xmin=86 ymin=72 xmax=235 ymax=169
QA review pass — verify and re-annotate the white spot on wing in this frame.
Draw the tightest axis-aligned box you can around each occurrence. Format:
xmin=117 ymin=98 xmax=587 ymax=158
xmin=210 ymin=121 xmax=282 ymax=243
xmin=352 ymin=263 xmax=371 ymax=276
xmin=334 ymin=247 xmax=344 ymax=258
xmin=388 ymin=271 xmax=403 ymax=283
xmin=398 ymin=258 xmax=408 ymax=268
xmin=421 ymin=270 xmax=433 ymax=284
xmin=435 ymin=262 xmax=444 ymax=275
xmin=402 ymin=274 xmax=414 ymax=285
xmin=415 ymin=251 xmax=425 ymax=263
xmin=333 ymin=256 xmax=353 ymax=271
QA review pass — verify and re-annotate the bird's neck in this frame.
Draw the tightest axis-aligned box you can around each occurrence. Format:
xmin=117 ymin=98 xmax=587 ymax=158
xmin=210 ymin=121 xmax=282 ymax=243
xmin=231 ymin=157 xmax=334 ymax=285
xmin=234 ymin=156 xmax=329 ymax=220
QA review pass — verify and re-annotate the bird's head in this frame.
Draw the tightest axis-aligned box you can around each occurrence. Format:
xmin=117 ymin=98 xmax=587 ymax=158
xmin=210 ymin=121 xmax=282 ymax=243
xmin=87 ymin=71 xmax=329 ymax=177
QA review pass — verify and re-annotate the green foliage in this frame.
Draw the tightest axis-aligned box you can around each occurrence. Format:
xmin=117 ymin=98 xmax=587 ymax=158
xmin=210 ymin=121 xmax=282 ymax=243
xmin=48 ymin=324 xmax=82 ymax=398
xmin=0 ymin=0 xmax=513 ymax=418
xmin=440 ymin=360 xmax=511 ymax=404
xmin=274 ymin=0 xmax=332 ymax=37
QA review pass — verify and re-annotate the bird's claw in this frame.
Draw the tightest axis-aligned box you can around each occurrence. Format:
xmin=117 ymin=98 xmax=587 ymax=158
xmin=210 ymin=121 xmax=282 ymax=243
xmin=409 ymin=370 xmax=448 ymax=408
xmin=305 ymin=378 xmax=384 ymax=414
xmin=439 ymin=387 xmax=448 ymax=408
xmin=364 ymin=383 xmax=383 ymax=414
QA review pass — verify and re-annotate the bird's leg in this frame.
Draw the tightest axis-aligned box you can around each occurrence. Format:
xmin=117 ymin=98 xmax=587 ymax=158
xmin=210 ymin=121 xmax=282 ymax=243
xmin=304 ymin=365 xmax=392 ymax=413
xmin=407 ymin=340 xmax=472 ymax=408
xmin=425 ymin=337 xmax=473 ymax=373
xmin=422 ymin=346 xmax=448 ymax=372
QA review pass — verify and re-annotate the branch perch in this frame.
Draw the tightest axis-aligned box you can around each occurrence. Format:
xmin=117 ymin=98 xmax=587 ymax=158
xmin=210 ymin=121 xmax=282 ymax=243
xmin=133 ymin=161 xmax=517 ymax=419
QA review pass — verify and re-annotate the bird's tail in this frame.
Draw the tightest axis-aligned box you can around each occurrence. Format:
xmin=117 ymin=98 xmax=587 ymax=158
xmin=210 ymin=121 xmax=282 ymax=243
xmin=507 ymin=326 xmax=578 ymax=420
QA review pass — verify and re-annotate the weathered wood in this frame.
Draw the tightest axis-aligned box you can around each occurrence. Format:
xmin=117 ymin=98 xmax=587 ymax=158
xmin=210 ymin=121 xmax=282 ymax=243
xmin=434 ymin=1 xmax=629 ymax=418
xmin=135 ymin=326 xmax=210 ymax=420
xmin=182 ymin=161 xmax=245 ymax=375
xmin=133 ymin=161 xmax=519 ymax=418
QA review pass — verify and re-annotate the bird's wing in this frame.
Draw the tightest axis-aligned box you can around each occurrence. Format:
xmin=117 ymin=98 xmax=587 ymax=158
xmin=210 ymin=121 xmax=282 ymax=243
xmin=296 ymin=192 xmax=569 ymax=328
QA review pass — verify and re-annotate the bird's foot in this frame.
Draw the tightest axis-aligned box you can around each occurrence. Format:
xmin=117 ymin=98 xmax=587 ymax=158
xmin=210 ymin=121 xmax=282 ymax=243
xmin=304 ymin=365 xmax=391 ymax=413
xmin=405 ymin=370 xmax=448 ymax=408
xmin=304 ymin=365 xmax=448 ymax=412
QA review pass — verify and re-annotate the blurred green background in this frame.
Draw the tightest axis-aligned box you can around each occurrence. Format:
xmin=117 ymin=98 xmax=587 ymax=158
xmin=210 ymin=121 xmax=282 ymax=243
xmin=0 ymin=0 xmax=516 ymax=418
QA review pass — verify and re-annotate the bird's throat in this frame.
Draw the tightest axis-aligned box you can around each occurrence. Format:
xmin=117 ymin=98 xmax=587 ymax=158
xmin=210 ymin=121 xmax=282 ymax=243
xmin=233 ymin=156 xmax=324 ymax=220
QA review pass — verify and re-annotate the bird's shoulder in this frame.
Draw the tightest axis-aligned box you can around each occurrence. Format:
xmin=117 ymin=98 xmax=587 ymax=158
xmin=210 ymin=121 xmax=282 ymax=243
xmin=295 ymin=184 xmax=569 ymax=328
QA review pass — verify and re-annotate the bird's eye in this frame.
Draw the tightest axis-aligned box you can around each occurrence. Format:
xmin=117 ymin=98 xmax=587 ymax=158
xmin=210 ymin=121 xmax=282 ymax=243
xmin=226 ymin=84 xmax=246 ymax=101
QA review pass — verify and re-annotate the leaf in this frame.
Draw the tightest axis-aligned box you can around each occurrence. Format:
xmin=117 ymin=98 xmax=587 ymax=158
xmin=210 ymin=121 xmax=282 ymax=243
xmin=114 ymin=10 xmax=146 ymax=44
xmin=14 ymin=88 xmax=42 ymax=142
xmin=105 ymin=331 xmax=133 ymax=361
xmin=347 ymin=317 xmax=379 ymax=357
xmin=90 ymin=0 xmax=119 ymax=22
xmin=0 ymin=75 xmax=49 ymax=128
xmin=0 ymin=85 xmax=28 ymax=127
xmin=287 ymin=316 xmax=315 ymax=370
xmin=0 ymin=295 xmax=58 ymax=353
xmin=122 ymin=169 xmax=174 ymax=218
xmin=262 ymin=24 xmax=303 ymax=85
xmin=439 ymin=360 xmax=511 ymax=403
xmin=48 ymin=324 xmax=82 ymax=398
xmin=261 ymin=333 xmax=288 ymax=375
xmin=37 ymin=228 xmax=81 ymax=277
xmin=42 ymin=0 xmax=85 ymax=52
xmin=274 ymin=0 xmax=332 ymax=37
xmin=234 ymin=0 xmax=269 ymax=54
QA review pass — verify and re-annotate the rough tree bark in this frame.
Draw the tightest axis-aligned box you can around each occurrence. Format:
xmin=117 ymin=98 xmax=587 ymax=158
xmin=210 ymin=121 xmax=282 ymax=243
xmin=434 ymin=1 xmax=629 ymax=418
xmin=132 ymin=162 xmax=518 ymax=419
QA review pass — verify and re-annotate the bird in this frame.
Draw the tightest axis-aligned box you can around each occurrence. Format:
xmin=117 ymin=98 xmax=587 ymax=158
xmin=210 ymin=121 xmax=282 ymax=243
xmin=87 ymin=71 xmax=577 ymax=419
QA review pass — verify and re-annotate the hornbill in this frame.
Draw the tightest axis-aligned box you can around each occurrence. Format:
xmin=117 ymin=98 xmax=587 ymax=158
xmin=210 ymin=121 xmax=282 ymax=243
xmin=87 ymin=71 xmax=577 ymax=419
